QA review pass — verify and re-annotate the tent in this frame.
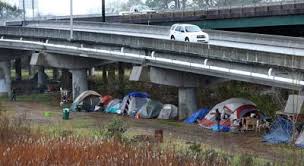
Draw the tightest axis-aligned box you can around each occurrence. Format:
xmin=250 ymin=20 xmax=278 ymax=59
xmin=184 ymin=108 xmax=209 ymax=124
xmin=199 ymin=98 xmax=260 ymax=129
xmin=158 ymin=104 xmax=178 ymax=120
xmin=105 ymin=99 xmax=122 ymax=114
xmin=296 ymin=129 xmax=304 ymax=148
xmin=120 ymin=92 xmax=150 ymax=117
xmin=136 ymin=100 xmax=163 ymax=119
xmin=101 ymin=95 xmax=113 ymax=107
xmin=70 ymin=90 xmax=102 ymax=112
xmin=263 ymin=116 xmax=293 ymax=144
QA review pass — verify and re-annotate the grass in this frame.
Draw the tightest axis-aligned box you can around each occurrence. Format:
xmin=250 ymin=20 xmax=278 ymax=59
xmin=159 ymin=120 xmax=183 ymax=127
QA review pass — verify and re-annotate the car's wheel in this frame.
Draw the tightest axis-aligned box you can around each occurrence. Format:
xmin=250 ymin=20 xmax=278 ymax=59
xmin=171 ymin=35 xmax=175 ymax=40
xmin=185 ymin=37 xmax=189 ymax=42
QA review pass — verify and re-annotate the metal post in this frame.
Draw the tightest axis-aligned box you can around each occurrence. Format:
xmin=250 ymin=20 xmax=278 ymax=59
xmin=70 ymin=0 xmax=73 ymax=40
xmin=102 ymin=0 xmax=105 ymax=22
xmin=22 ymin=0 xmax=26 ymax=23
xmin=32 ymin=0 xmax=34 ymax=20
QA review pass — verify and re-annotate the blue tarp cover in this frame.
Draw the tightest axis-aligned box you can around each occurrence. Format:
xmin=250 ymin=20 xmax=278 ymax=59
xmin=128 ymin=92 xmax=149 ymax=98
xmin=211 ymin=125 xmax=230 ymax=132
xmin=184 ymin=108 xmax=209 ymax=124
xmin=263 ymin=117 xmax=293 ymax=144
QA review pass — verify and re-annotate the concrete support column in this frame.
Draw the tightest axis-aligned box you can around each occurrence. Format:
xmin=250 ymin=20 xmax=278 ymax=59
xmin=88 ymin=67 xmax=95 ymax=76
xmin=37 ymin=66 xmax=45 ymax=88
xmin=15 ymin=58 xmax=22 ymax=81
xmin=0 ymin=61 xmax=11 ymax=97
xmin=71 ymin=69 xmax=88 ymax=100
xmin=178 ymin=87 xmax=197 ymax=120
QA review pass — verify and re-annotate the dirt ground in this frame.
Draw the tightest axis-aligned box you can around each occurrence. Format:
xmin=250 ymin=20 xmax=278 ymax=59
xmin=1 ymin=101 xmax=301 ymax=162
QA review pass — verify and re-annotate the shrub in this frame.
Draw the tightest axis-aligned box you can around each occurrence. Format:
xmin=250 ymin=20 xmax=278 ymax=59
xmin=95 ymin=117 xmax=127 ymax=141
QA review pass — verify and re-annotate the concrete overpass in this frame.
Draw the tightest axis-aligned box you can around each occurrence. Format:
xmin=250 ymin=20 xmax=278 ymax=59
xmin=37 ymin=1 xmax=304 ymax=36
xmin=0 ymin=23 xmax=304 ymax=118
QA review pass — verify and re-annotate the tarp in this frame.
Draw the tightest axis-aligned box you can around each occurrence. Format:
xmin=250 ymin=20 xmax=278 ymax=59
xmin=199 ymin=98 xmax=259 ymax=129
xmin=136 ymin=99 xmax=163 ymax=119
xmin=128 ymin=92 xmax=149 ymax=98
xmin=70 ymin=90 xmax=101 ymax=112
xmin=295 ymin=129 xmax=304 ymax=148
xmin=263 ymin=117 xmax=293 ymax=144
xmin=101 ymin=95 xmax=113 ymax=106
xmin=158 ymin=104 xmax=178 ymax=120
xmin=184 ymin=108 xmax=209 ymax=124
xmin=211 ymin=125 xmax=230 ymax=132
xmin=120 ymin=92 xmax=150 ymax=117
xmin=105 ymin=99 xmax=122 ymax=114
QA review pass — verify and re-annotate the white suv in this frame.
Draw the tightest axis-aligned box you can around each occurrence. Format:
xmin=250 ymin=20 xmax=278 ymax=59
xmin=169 ymin=24 xmax=209 ymax=43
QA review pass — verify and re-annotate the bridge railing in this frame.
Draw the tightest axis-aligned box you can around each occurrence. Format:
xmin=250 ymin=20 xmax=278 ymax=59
xmin=21 ymin=20 xmax=304 ymax=50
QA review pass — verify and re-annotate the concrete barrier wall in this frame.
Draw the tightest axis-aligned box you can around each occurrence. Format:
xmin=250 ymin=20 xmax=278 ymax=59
xmin=1 ymin=26 xmax=304 ymax=71
xmin=205 ymin=29 xmax=304 ymax=49
xmin=25 ymin=20 xmax=170 ymax=35
xmin=24 ymin=20 xmax=304 ymax=49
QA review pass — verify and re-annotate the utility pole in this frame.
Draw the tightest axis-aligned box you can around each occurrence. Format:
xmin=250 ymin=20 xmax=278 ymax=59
xmin=70 ymin=0 xmax=73 ymax=40
xmin=102 ymin=0 xmax=105 ymax=22
xmin=32 ymin=0 xmax=34 ymax=20
xmin=22 ymin=0 xmax=26 ymax=22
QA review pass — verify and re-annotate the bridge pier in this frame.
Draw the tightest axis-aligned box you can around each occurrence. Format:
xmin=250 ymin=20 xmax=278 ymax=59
xmin=15 ymin=58 xmax=22 ymax=81
xmin=130 ymin=66 xmax=201 ymax=120
xmin=178 ymin=87 xmax=197 ymax=120
xmin=0 ymin=61 xmax=11 ymax=97
xmin=70 ymin=69 xmax=88 ymax=100
xmin=37 ymin=66 xmax=48 ymax=89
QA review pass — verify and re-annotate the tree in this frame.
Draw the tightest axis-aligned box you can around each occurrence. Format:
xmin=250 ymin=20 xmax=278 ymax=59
xmin=145 ymin=0 xmax=169 ymax=10
xmin=0 ymin=1 xmax=22 ymax=19
xmin=122 ymin=0 xmax=144 ymax=11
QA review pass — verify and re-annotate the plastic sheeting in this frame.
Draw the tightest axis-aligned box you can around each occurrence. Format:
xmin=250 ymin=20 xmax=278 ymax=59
xmin=158 ymin=104 xmax=178 ymax=120
xmin=184 ymin=108 xmax=209 ymax=124
xmin=105 ymin=99 xmax=122 ymax=114
xmin=296 ymin=130 xmax=304 ymax=148
xmin=136 ymin=100 xmax=163 ymax=119
xmin=211 ymin=125 xmax=230 ymax=132
xmin=263 ymin=117 xmax=293 ymax=144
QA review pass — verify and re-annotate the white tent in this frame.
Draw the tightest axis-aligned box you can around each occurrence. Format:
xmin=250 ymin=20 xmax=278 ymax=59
xmin=296 ymin=130 xmax=304 ymax=148
xmin=158 ymin=104 xmax=178 ymax=120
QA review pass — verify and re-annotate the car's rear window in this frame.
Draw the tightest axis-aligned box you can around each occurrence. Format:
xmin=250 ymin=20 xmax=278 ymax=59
xmin=185 ymin=26 xmax=201 ymax=32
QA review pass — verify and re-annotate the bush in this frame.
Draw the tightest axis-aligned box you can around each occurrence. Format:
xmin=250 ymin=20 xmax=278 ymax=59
xmin=95 ymin=117 xmax=127 ymax=141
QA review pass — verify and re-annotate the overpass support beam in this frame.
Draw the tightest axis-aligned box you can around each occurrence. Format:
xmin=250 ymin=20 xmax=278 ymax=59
xmin=70 ymin=69 xmax=88 ymax=100
xmin=178 ymin=87 xmax=197 ymax=120
xmin=0 ymin=61 xmax=11 ymax=97
xmin=130 ymin=66 xmax=202 ymax=119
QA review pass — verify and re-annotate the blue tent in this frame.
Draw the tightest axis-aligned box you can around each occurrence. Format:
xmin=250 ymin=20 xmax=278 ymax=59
xmin=128 ymin=92 xmax=149 ymax=98
xmin=263 ymin=117 xmax=293 ymax=144
xmin=184 ymin=108 xmax=209 ymax=124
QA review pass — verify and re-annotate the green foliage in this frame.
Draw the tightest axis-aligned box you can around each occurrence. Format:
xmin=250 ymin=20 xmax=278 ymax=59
xmin=146 ymin=0 xmax=170 ymax=9
xmin=188 ymin=142 xmax=202 ymax=154
xmin=0 ymin=1 xmax=22 ymax=19
xmin=95 ymin=117 xmax=128 ymax=140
